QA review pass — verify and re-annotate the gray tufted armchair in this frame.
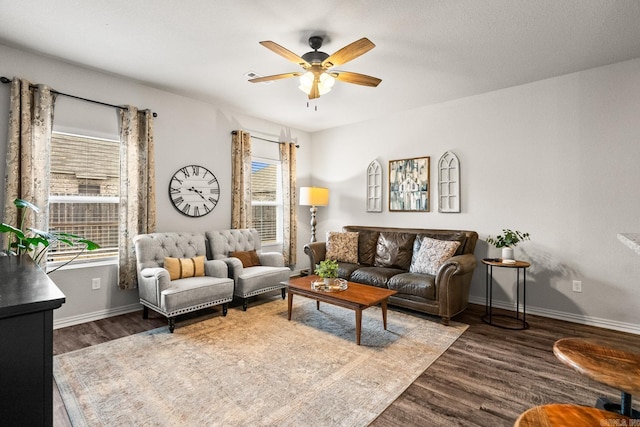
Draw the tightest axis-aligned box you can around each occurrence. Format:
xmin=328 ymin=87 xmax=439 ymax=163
xmin=206 ymin=229 xmax=291 ymax=310
xmin=133 ymin=232 xmax=234 ymax=332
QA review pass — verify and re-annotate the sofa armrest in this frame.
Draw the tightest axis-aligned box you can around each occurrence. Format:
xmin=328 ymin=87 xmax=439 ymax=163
xmin=259 ymin=251 xmax=285 ymax=267
xmin=138 ymin=267 xmax=171 ymax=306
xmin=303 ymin=242 xmax=327 ymax=271
xmin=435 ymin=253 xmax=478 ymax=321
xmin=222 ymin=257 xmax=244 ymax=281
xmin=204 ymin=259 xmax=228 ymax=278
xmin=436 ymin=253 xmax=477 ymax=281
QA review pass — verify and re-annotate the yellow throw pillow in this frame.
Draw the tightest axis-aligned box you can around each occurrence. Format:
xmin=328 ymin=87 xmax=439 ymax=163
xmin=164 ymin=256 xmax=205 ymax=280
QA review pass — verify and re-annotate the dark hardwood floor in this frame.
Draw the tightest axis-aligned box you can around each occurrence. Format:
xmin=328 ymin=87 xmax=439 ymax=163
xmin=53 ymin=302 xmax=640 ymax=426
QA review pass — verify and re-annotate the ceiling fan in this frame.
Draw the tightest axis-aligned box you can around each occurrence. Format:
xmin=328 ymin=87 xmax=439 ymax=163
xmin=249 ymin=36 xmax=382 ymax=99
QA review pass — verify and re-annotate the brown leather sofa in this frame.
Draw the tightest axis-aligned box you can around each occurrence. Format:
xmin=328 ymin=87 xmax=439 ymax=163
xmin=304 ymin=225 xmax=478 ymax=325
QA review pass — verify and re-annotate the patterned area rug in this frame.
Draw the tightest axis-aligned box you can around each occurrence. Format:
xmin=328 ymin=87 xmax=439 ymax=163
xmin=54 ymin=297 xmax=467 ymax=426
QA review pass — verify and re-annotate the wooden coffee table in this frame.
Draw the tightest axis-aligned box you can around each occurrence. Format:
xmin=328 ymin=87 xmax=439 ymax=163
xmin=284 ymin=275 xmax=397 ymax=345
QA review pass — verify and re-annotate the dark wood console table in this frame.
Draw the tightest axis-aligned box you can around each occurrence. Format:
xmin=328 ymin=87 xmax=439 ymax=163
xmin=0 ymin=255 xmax=66 ymax=426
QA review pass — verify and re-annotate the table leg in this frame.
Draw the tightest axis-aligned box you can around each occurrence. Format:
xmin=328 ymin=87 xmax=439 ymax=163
xmin=381 ymin=299 xmax=388 ymax=330
xmin=355 ymin=308 xmax=362 ymax=345
xmin=621 ymin=391 xmax=632 ymax=417
xmin=316 ymin=301 xmax=320 ymax=310
xmin=287 ymin=291 xmax=293 ymax=321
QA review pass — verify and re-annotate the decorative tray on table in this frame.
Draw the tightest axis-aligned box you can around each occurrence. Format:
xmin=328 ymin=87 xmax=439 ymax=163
xmin=311 ymin=278 xmax=348 ymax=292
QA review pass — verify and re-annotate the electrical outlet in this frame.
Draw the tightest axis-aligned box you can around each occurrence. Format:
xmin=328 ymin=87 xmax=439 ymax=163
xmin=572 ymin=280 xmax=582 ymax=293
xmin=92 ymin=278 xmax=101 ymax=290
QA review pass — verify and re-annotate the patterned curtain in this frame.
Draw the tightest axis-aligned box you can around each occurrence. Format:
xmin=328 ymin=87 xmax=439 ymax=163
xmin=279 ymin=142 xmax=297 ymax=266
xmin=231 ymin=130 xmax=252 ymax=229
xmin=2 ymin=78 xmax=56 ymax=266
xmin=118 ymin=107 xmax=156 ymax=289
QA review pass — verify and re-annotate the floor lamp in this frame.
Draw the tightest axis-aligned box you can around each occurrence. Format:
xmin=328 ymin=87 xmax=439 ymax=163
xmin=299 ymin=187 xmax=329 ymax=243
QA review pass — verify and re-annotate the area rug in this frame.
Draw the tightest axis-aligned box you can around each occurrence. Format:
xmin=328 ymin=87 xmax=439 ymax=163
xmin=54 ymin=297 xmax=467 ymax=426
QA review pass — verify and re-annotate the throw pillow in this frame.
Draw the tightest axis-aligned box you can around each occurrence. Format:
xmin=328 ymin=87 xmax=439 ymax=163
xmin=325 ymin=231 xmax=359 ymax=264
xmin=409 ymin=236 xmax=461 ymax=275
xmin=230 ymin=250 xmax=261 ymax=268
xmin=164 ymin=255 xmax=205 ymax=280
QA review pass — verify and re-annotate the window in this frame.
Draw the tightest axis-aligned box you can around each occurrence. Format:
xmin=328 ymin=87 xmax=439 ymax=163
xmin=48 ymin=132 xmax=120 ymax=264
xmin=251 ymin=158 xmax=282 ymax=245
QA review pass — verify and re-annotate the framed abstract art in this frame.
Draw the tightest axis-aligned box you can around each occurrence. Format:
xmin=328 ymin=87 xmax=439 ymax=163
xmin=388 ymin=156 xmax=430 ymax=212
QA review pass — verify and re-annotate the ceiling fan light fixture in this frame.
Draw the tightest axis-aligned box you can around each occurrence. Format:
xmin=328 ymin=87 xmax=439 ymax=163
xmin=298 ymin=71 xmax=335 ymax=96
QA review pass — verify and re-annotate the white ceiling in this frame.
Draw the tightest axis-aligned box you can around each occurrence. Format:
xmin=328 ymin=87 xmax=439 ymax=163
xmin=1 ymin=0 xmax=640 ymax=133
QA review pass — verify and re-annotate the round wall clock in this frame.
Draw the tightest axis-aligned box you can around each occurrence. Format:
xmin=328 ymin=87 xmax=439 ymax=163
xmin=169 ymin=165 xmax=220 ymax=217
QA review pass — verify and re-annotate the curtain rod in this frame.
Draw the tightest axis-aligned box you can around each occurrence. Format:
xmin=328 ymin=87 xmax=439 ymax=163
xmin=0 ymin=76 xmax=158 ymax=117
xmin=231 ymin=130 xmax=300 ymax=148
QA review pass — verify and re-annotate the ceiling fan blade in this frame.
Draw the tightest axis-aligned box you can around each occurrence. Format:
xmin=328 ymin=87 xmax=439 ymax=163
xmin=249 ymin=72 xmax=302 ymax=83
xmin=308 ymin=75 xmax=320 ymax=99
xmin=259 ymin=41 xmax=311 ymax=68
xmin=322 ymin=38 xmax=375 ymax=68
xmin=333 ymin=71 xmax=382 ymax=87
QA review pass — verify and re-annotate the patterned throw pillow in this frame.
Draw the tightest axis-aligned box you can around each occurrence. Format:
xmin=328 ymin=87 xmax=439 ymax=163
xmin=230 ymin=250 xmax=261 ymax=268
xmin=164 ymin=256 xmax=206 ymax=280
xmin=409 ymin=236 xmax=461 ymax=275
xmin=325 ymin=231 xmax=359 ymax=264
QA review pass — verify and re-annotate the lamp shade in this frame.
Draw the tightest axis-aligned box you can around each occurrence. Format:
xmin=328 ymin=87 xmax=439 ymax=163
xmin=300 ymin=187 xmax=329 ymax=206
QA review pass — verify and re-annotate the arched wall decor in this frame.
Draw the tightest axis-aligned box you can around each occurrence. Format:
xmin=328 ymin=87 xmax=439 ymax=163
xmin=366 ymin=159 xmax=383 ymax=212
xmin=438 ymin=151 xmax=461 ymax=213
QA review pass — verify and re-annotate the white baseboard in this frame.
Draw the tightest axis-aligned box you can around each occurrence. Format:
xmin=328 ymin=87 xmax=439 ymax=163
xmin=468 ymin=296 xmax=640 ymax=335
xmin=53 ymin=303 xmax=143 ymax=330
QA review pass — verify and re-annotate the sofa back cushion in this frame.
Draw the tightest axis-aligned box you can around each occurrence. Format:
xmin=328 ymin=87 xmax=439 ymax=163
xmin=343 ymin=225 xmax=477 ymax=256
xmin=133 ymin=232 xmax=206 ymax=271
xmin=374 ymin=232 xmax=416 ymax=270
xmin=206 ymin=229 xmax=261 ymax=260
xmin=356 ymin=229 xmax=380 ymax=266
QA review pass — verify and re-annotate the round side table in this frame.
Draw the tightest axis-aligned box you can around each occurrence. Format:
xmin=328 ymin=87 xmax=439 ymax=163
xmin=481 ymin=259 xmax=531 ymax=330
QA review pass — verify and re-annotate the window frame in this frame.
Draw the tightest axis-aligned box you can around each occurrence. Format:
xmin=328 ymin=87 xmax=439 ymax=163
xmin=251 ymin=156 xmax=283 ymax=245
xmin=47 ymin=131 xmax=121 ymax=270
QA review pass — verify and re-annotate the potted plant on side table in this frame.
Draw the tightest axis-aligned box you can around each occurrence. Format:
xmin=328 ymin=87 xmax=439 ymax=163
xmin=487 ymin=229 xmax=530 ymax=264
xmin=314 ymin=259 xmax=339 ymax=285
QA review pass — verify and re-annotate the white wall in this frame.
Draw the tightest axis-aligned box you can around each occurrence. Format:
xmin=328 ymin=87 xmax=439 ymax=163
xmin=309 ymin=58 xmax=640 ymax=333
xmin=0 ymin=43 xmax=313 ymax=327
xmin=3 ymin=42 xmax=639 ymax=333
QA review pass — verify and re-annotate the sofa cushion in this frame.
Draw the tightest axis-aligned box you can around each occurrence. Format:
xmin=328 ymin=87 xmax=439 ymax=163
xmin=230 ymin=250 xmax=261 ymax=268
xmin=410 ymin=236 xmax=461 ymax=275
xmin=374 ymin=232 xmax=416 ymax=270
xmin=416 ymin=231 xmax=467 ymax=256
xmin=350 ymin=266 xmax=405 ymax=288
xmin=164 ymin=255 xmax=205 ymax=280
xmin=387 ymin=272 xmax=436 ymax=300
xmin=326 ymin=231 xmax=359 ymax=264
xmin=336 ymin=262 xmax=361 ymax=280
xmin=356 ymin=229 xmax=380 ymax=266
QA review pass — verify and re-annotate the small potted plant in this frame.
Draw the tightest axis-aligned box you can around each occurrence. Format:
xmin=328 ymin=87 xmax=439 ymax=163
xmin=487 ymin=229 xmax=530 ymax=263
xmin=314 ymin=259 xmax=339 ymax=285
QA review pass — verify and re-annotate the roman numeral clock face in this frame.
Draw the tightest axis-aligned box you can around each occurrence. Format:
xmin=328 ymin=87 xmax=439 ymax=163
xmin=169 ymin=165 xmax=220 ymax=217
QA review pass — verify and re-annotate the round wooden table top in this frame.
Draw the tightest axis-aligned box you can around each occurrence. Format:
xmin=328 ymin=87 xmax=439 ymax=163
xmin=514 ymin=403 xmax=631 ymax=427
xmin=481 ymin=259 xmax=531 ymax=268
xmin=553 ymin=337 xmax=640 ymax=397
